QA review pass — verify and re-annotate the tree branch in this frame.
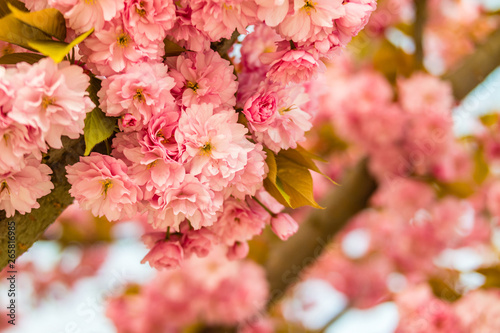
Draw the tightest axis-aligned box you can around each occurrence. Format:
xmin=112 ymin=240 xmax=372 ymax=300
xmin=265 ymin=159 xmax=377 ymax=307
xmin=444 ymin=27 xmax=500 ymax=100
xmin=413 ymin=0 xmax=428 ymax=69
xmin=0 ymin=136 xmax=85 ymax=269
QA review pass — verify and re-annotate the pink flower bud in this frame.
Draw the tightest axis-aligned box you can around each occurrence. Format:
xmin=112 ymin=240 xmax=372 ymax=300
xmin=141 ymin=240 xmax=184 ymax=269
xmin=121 ymin=114 xmax=138 ymax=129
xmin=271 ymin=213 xmax=298 ymax=240
xmin=226 ymin=242 xmax=249 ymax=260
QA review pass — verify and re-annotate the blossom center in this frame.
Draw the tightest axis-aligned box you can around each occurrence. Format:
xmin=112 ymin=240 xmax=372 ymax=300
xmin=135 ymin=1 xmax=147 ymax=16
xmin=147 ymin=160 xmax=157 ymax=169
xmin=0 ymin=181 xmax=9 ymax=194
xmin=84 ymin=0 xmax=96 ymax=4
xmin=279 ymin=105 xmax=295 ymax=115
xmin=133 ymin=88 xmax=145 ymax=102
xmin=302 ymin=0 xmax=317 ymax=14
xmin=200 ymin=142 xmax=213 ymax=155
xmin=42 ymin=96 xmax=56 ymax=109
xmin=117 ymin=33 xmax=130 ymax=47
xmin=100 ymin=179 xmax=113 ymax=196
xmin=156 ymin=129 xmax=170 ymax=144
xmin=186 ymin=81 xmax=199 ymax=92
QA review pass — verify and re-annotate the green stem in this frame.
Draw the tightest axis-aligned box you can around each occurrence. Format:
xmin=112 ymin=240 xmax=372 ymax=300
xmin=253 ymin=197 xmax=277 ymax=218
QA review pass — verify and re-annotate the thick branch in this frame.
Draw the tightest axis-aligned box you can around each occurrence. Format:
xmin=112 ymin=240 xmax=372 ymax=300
xmin=444 ymin=28 xmax=500 ymax=100
xmin=413 ymin=0 xmax=428 ymax=68
xmin=265 ymin=160 xmax=377 ymax=307
xmin=0 ymin=137 xmax=85 ymax=269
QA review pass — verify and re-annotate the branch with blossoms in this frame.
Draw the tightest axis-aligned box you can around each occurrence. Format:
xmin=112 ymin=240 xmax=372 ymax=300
xmin=0 ymin=0 xmax=377 ymax=270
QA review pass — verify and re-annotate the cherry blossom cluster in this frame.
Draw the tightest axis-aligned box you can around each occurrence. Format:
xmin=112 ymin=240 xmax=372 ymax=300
xmin=41 ymin=0 xmax=376 ymax=269
xmin=0 ymin=59 xmax=94 ymax=217
xmin=0 ymin=0 xmax=378 ymax=266
xmin=106 ymin=249 xmax=271 ymax=332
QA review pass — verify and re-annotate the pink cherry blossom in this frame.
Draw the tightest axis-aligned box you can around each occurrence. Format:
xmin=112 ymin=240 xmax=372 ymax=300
xmin=167 ymin=50 xmax=238 ymax=108
xmin=165 ymin=1 xmax=211 ymax=52
xmin=98 ymin=62 xmax=176 ymax=131
xmin=0 ymin=156 xmax=53 ymax=217
xmin=48 ymin=0 xmax=124 ymax=34
xmin=240 ymin=24 xmax=282 ymax=71
xmin=255 ymin=0 xmax=289 ymax=27
xmin=209 ymin=198 xmax=268 ymax=246
xmin=454 ymin=290 xmax=500 ymax=332
xmin=398 ymin=73 xmax=454 ymax=115
xmin=148 ymin=174 xmax=221 ymax=231
xmin=22 ymin=0 xmax=50 ymax=11
xmin=176 ymin=104 xmax=252 ymax=191
xmin=226 ymin=241 xmax=250 ymax=260
xmin=123 ymin=0 xmax=176 ymax=46
xmin=141 ymin=239 xmax=184 ymax=269
xmin=228 ymin=143 xmax=268 ymax=199
xmin=66 ymin=153 xmax=142 ymax=221
xmin=79 ymin=19 xmax=162 ymax=76
xmin=261 ymin=43 xmax=326 ymax=85
xmin=395 ymin=284 xmax=465 ymax=333
xmin=190 ymin=0 xmax=258 ymax=41
xmin=277 ymin=0 xmax=345 ymax=42
xmin=8 ymin=58 xmax=94 ymax=149
xmin=180 ymin=225 xmax=215 ymax=258
xmin=245 ymin=83 xmax=312 ymax=153
xmin=271 ymin=213 xmax=299 ymax=240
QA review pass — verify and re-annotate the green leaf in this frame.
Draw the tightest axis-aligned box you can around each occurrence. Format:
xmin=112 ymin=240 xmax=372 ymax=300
xmin=278 ymin=145 xmax=337 ymax=184
xmin=8 ymin=3 xmax=66 ymax=41
xmin=276 ymin=156 xmax=323 ymax=209
xmin=264 ymin=178 xmax=291 ymax=207
xmin=0 ymin=13 xmax=52 ymax=50
xmin=87 ymin=75 xmax=102 ymax=106
xmin=164 ymin=39 xmax=186 ymax=57
xmin=83 ymin=108 xmax=117 ymax=156
xmin=28 ymin=28 xmax=94 ymax=63
xmin=0 ymin=52 xmax=44 ymax=64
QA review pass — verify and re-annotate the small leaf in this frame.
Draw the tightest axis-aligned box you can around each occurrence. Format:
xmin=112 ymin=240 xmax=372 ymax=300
xmin=276 ymin=156 xmax=323 ymax=209
xmin=164 ymin=39 xmax=186 ymax=57
xmin=279 ymin=145 xmax=337 ymax=184
xmin=0 ymin=13 xmax=52 ymax=50
xmin=87 ymin=75 xmax=102 ymax=106
xmin=264 ymin=178 xmax=291 ymax=207
xmin=28 ymin=28 xmax=94 ymax=63
xmin=8 ymin=3 xmax=66 ymax=41
xmin=0 ymin=52 xmax=44 ymax=64
xmin=84 ymin=108 xmax=117 ymax=156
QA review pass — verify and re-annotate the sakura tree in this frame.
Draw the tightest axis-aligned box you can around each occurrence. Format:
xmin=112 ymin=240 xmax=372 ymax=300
xmin=1 ymin=0 xmax=500 ymax=332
